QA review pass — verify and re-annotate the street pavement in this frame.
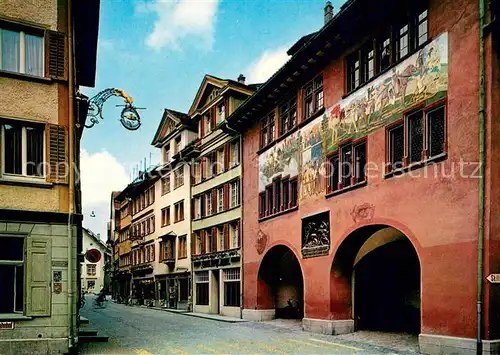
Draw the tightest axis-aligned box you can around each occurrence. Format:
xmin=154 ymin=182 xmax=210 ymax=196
xmin=78 ymin=296 xmax=419 ymax=355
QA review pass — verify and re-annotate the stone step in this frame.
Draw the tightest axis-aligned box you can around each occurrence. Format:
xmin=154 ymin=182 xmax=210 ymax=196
xmin=79 ymin=334 xmax=109 ymax=343
xmin=79 ymin=316 xmax=89 ymax=324
xmin=78 ymin=329 xmax=98 ymax=336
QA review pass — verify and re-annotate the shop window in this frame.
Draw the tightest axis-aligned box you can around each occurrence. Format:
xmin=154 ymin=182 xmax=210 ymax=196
xmin=223 ymin=268 xmax=240 ymax=307
xmin=195 ymin=271 xmax=209 ymax=306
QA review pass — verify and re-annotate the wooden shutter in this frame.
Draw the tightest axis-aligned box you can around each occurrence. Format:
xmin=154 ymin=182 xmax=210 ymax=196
xmin=26 ymin=237 xmax=52 ymax=316
xmin=46 ymin=124 xmax=68 ymax=184
xmin=211 ymin=189 xmax=217 ymax=212
xmin=201 ymin=231 xmax=206 ymax=254
xmin=211 ymin=227 xmax=218 ymax=251
xmin=223 ymin=183 xmax=229 ymax=210
xmin=223 ymin=223 xmax=229 ymax=251
xmin=210 ymin=107 xmax=216 ymax=130
xmin=45 ymin=31 xmax=67 ymax=80
xmin=191 ymin=233 xmax=196 ymax=255
xmin=224 ymin=144 xmax=230 ymax=171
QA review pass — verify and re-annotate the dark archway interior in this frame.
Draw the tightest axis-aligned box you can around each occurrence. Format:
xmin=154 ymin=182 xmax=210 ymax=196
xmin=259 ymin=245 xmax=304 ymax=319
xmin=354 ymin=239 xmax=420 ymax=333
xmin=330 ymin=225 xmax=421 ymax=334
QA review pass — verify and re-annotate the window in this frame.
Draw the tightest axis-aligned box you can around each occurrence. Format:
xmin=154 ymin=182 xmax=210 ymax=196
xmin=175 ymin=136 xmax=182 ymax=154
xmin=174 ymin=167 xmax=184 ymax=189
xmin=162 ymin=206 xmax=170 ymax=226
xmin=279 ymin=96 xmax=297 ymax=136
xmin=396 ymin=23 xmax=410 ymax=60
xmin=303 ymin=75 xmax=324 ymax=120
xmin=378 ymin=32 xmax=392 ymax=72
xmin=1 ymin=121 xmax=44 ymax=177
xmin=162 ymin=175 xmax=171 ymax=195
xmin=164 ymin=144 xmax=171 ymax=163
xmin=193 ymin=161 xmax=202 ymax=184
xmin=204 ymin=114 xmax=211 ymax=136
xmin=230 ymin=141 xmax=240 ymax=167
xmin=0 ymin=236 xmax=24 ymax=313
xmin=260 ymin=112 xmax=275 ymax=148
xmin=0 ymin=28 xmax=44 ymax=77
xmin=206 ymin=193 xmax=212 ymax=216
xmin=160 ymin=239 xmax=174 ymax=261
xmin=230 ymin=180 xmax=240 ymax=208
xmin=195 ymin=271 xmax=209 ymax=305
xmin=230 ymin=222 xmax=239 ymax=249
xmin=224 ymin=268 xmax=240 ymax=307
xmin=87 ymin=280 xmax=95 ymax=290
xmin=217 ymin=148 xmax=225 ymax=174
xmin=387 ymin=105 xmax=446 ymax=173
xmin=218 ymin=187 xmax=224 ymax=212
xmin=259 ymin=176 xmax=298 ymax=218
xmin=174 ymin=200 xmax=184 ymax=222
xmin=416 ymin=10 xmax=428 ymax=47
xmin=347 ymin=53 xmax=360 ymax=92
xmin=87 ymin=264 xmax=96 ymax=276
xmin=363 ymin=43 xmax=375 ymax=82
xmin=218 ymin=227 xmax=224 ymax=251
xmin=327 ymin=140 xmax=366 ymax=194
xmin=218 ymin=102 xmax=225 ymax=123
xmin=178 ymin=235 xmax=187 ymax=259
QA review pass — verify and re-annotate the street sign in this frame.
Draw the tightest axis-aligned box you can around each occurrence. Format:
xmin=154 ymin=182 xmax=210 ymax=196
xmin=486 ymin=274 xmax=500 ymax=283
xmin=85 ymin=248 xmax=102 ymax=263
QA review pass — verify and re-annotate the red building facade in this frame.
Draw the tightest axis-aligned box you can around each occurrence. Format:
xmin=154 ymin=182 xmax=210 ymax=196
xmin=227 ymin=0 xmax=500 ymax=354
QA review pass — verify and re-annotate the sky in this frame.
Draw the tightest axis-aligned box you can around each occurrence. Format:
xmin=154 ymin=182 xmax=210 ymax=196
xmin=80 ymin=0 xmax=346 ymax=240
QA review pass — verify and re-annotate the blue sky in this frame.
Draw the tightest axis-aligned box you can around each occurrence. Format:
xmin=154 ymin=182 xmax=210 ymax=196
xmin=80 ymin=0 xmax=346 ymax=239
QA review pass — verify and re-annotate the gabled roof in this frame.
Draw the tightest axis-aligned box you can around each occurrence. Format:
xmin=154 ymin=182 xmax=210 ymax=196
xmin=188 ymin=74 xmax=256 ymax=117
xmin=83 ymin=227 xmax=111 ymax=253
xmin=151 ymin=109 xmax=195 ymax=147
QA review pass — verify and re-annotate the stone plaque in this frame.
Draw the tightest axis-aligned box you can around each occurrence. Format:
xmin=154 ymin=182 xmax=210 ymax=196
xmin=302 ymin=211 xmax=330 ymax=259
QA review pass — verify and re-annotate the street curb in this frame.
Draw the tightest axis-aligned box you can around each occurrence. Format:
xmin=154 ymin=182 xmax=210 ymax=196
xmin=132 ymin=304 xmax=246 ymax=323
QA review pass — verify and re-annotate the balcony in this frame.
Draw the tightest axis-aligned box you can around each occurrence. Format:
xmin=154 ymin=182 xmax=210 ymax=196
xmin=192 ymin=248 xmax=240 ymax=268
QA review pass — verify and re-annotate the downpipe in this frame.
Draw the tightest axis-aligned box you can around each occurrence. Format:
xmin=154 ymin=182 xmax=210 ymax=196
xmin=477 ymin=0 xmax=486 ymax=353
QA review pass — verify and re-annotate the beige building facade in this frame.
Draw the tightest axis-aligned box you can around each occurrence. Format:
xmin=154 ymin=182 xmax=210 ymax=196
xmin=81 ymin=228 xmax=110 ymax=294
xmin=0 ymin=0 xmax=99 ymax=353
xmin=189 ymin=75 xmax=255 ymax=317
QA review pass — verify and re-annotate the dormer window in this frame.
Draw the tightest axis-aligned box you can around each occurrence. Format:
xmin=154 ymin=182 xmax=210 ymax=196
xmin=163 ymin=144 xmax=170 ymax=163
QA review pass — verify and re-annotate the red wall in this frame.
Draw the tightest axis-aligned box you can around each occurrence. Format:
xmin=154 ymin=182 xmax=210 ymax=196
xmin=242 ymin=0 xmax=489 ymax=339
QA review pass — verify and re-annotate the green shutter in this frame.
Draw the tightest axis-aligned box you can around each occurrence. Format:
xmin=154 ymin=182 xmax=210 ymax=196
xmin=25 ymin=237 xmax=52 ymax=316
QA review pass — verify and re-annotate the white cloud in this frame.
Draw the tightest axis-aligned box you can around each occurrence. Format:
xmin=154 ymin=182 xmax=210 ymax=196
xmin=139 ymin=0 xmax=220 ymax=51
xmin=80 ymin=149 xmax=129 ymax=241
xmin=246 ymin=46 xmax=290 ymax=83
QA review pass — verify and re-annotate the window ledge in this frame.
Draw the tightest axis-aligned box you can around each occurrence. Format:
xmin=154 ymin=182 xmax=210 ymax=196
xmin=384 ymin=152 xmax=448 ymax=179
xmin=259 ymin=205 xmax=298 ymax=223
xmin=193 ymin=204 xmax=241 ymax=221
xmin=325 ymin=180 xmax=367 ymax=199
xmin=0 ymin=314 xmax=32 ymax=321
xmin=0 ymin=176 xmax=52 ymax=188
xmin=0 ymin=70 xmax=52 ymax=84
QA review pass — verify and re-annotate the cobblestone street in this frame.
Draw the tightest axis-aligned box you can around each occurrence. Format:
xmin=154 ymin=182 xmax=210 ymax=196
xmin=78 ymin=298 xmax=419 ymax=355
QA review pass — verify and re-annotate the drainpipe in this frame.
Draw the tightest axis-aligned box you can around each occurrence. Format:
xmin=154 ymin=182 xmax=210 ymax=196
xmin=67 ymin=0 xmax=75 ymax=349
xmin=477 ymin=0 xmax=486 ymax=353
xmin=224 ymin=121 xmax=244 ymax=319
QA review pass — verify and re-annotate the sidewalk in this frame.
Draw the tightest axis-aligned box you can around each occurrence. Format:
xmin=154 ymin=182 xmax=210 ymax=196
xmin=135 ymin=304 xmax=247 ymax=323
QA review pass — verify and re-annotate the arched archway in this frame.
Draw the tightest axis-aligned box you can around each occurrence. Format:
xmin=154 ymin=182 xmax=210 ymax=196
xmin=258 ymin=245 xmax=304 ymax=319
xmin=331 ymin=225 xmax=421 ymax=333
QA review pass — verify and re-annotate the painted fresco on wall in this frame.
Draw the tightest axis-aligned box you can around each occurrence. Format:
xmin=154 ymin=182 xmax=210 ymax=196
xmin=259 ymin=33 xmax=448 ymax=198
xmin=323 ymin=32 xmax=448 ymax=153
xmin=259 ymin=131 xmax=300 ymax=191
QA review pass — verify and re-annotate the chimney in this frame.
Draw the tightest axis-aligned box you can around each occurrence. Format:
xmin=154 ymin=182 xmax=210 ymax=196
xmin=237 ymin=74 xmax=246 ymax=84
xmin=324 ymin=1 xmax=333 ymax=25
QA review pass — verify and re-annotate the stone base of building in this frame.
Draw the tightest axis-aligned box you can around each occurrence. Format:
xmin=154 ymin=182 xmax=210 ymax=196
xmin=302 ymin=318 xmax=354 ymax=335
xmin=0 ymin=338 xmax=69 ymax=355
xmin=242 ymin=309 xmax=276 ymax=321
xmin=419 ymin=334 xmax=500 ymax=355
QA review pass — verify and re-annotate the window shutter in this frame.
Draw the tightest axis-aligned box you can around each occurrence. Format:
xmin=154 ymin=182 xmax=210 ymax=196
xmin=201 ymin=231 xmax=206 ymax=254
xmin=210 ymin=107 xmax=216 ymax=130
xmin=223 ymin=183 xmax=229 ymax=210
xmin=46 ymin=124 xmax=68 ymax=184
xmin=211 ymin=227 xmax=217 ymax=251
xmin=211 ymin=189 xmax=217 ymax=211
xmin=200 ymin=119 xmax=205 ymax=138
xmin=45 ymin=31 xmax=67 ymax=80
xmin=223 ymin=223 xmax=229 ymax=251
xmin=26 ymin=237 xmax=52 ymax=316
xmin=224 ymin=144 xmax=230 ymax=171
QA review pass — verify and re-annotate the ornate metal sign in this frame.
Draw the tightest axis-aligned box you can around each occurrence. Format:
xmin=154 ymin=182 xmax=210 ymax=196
xmin=85 ymin=88 xmax=144 ymax=131
xmin=302 ymin=211 xmax=330 ymax=259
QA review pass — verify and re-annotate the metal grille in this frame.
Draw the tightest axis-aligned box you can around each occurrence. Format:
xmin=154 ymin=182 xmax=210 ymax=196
xmin=223 ymin=268 xmax=240 ymax=281
xmin=408 ymin=111 xmax=424 ymax=164
xmin=196 ymin=271 xmax=209 ymax=283
xmin=428 ymin=106 xmax=445 ymax=158
xmin=389 ymin=125 xmax=404 ymax=169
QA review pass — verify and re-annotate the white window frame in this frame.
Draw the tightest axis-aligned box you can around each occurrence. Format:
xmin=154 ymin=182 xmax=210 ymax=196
xmin=87 ymin=263 xmax=96 ymax=276
xmin=218 ymin=227 xmax=224 ymax=250
xmin=206 ymin=193 xmax=212 ymax=215
xmin=230 ymin=181 xmax=239 ymax=208
xmin=195 ymin=197 xmax=202 ymax=219
xmin=231 ymin=223 xmax=239 ymax=248
xmin=218 ymin=103 xmax=225 ymax=124
xmin=0 ymin=29 xmax=44 ymax=77
xmin=218 ymin=187 xmax=224 ymax=212
xmin=0 ymin=124 xmax=46 ymax=181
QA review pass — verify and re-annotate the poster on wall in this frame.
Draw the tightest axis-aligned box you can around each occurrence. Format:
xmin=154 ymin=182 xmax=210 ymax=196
xmin=259 ymin=32 xmax=449 ymax=202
